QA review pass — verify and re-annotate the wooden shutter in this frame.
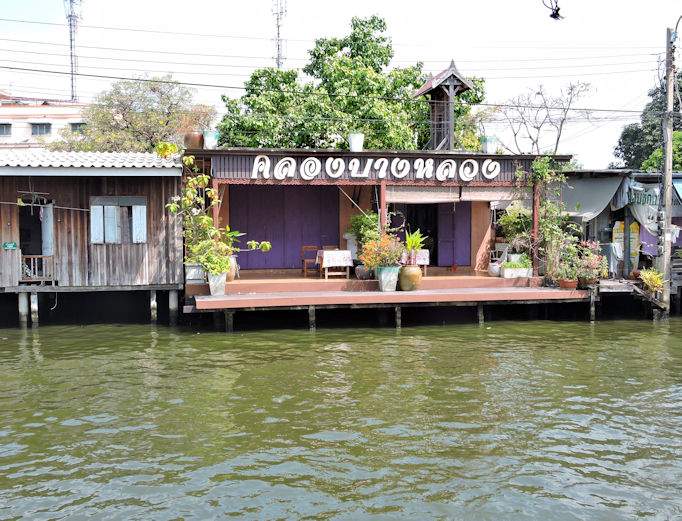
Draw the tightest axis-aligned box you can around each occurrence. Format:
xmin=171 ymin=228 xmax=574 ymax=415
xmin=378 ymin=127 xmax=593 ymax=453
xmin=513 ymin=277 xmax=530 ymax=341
xmin=132 ymin=205 xmax=147 ymax=243
xmin=90 ymin=205 xmax=104 ymax=244
xmin=103 ymin=205 xmax=121 ymax=244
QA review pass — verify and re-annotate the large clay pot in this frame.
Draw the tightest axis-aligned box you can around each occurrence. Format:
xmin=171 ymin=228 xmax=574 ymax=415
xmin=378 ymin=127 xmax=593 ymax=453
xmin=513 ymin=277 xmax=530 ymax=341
xmin=375 ymin=266 xmax=400 ymax=292
xmin=399 ymin=264 xmax=422 ymax=291
xmin=355 ymin=264 xmax=373 ymax=280
xmin=208 ymin=272 xmax=227 ymax=296
xmin=183 ymin=131 xmax=204 ymax=149
xmin=578 ymin=276 xmax=597 ymax=289
xmin=226 ymin=256 xmax=238 ymax=282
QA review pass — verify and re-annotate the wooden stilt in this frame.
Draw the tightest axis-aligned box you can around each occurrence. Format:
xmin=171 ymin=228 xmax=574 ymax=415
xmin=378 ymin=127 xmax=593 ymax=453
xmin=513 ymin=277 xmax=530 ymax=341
xmin=168 ymin=290 xmax=178 ymax=326
xmin=150 ymin=290 xmax=157 ymax=322
xmin=477 ymin=303 xmax=484 ymax=325
xmin=18 ymin=293 xmax=28 ymax=328
xmin=30 ymin=293 xmax=38 ymax=327
xmin=308 ymin=305 xmax=316 ymax=331
xmin=589 ymin=289 xmax=596 ymax=323
xmin=225 ymin=311 xmax=234 ymax=333
xmin=395 ymin=306 xmax=401 ymax=329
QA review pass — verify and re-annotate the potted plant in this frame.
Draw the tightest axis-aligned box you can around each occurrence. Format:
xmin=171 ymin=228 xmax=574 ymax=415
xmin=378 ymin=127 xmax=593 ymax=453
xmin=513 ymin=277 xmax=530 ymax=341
xmin=348 ymin=131 xmax=365 ymax=152
xmin=496 ymin=205 xmax=532 ymax=262
xmin=359 ymin=234 xmax=404 ymax=291
xmin=399 ymin=229 xmax=427 ymax=291
xmin=576 ymin=240 xmax=607 ymax=288
xmin=347 ymin=211 xmax=382 ymax=280
xmin=500 ymin=253 xmax=533 ymax=279
xmin=639 ymin=267 xmax=665 ymax=296
xmin=556 ymin=239 xmax=579 ymax=289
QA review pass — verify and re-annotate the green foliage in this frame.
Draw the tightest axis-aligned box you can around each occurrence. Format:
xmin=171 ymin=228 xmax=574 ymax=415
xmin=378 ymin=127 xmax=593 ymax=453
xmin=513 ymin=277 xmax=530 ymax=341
xmin=613 ymin=72 xmax=681 ymax=168
xmin=639 ymin=267 xmax=665 ymax=293
xmin=641 ymin=131 xmax=682 ymax=171
xmin=405 ymin=229 xmax=427 ymax=251
xmin=50 ymin=76 xmax=215 ymax=152
xmin=496 ymin=205 xmax=532 ymax=254
xmin=218 ymin=16 xmax=485 ymax=150
xmin=503 ymin=254 xmax=531 ymax=269
xmin=347 ymin=211 xmax=381 ymax=253
xmin=358 ymin=233 xmax=404 ymax=269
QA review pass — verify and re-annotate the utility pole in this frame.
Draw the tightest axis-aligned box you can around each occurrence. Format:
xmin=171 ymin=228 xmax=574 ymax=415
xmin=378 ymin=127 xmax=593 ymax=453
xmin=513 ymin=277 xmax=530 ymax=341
xmin=272 ymin=0 xmax=287 ymax=69
xmin=661 ymin=25 xmax=678 ymax=316
xmin=63 ymin=0 xmax=82 ymax=102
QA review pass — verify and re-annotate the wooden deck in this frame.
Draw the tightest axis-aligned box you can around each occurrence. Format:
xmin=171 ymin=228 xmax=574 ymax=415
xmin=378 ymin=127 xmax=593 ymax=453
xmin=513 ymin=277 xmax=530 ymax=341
xmin=190 ymin=286 xmax=589 ymax=312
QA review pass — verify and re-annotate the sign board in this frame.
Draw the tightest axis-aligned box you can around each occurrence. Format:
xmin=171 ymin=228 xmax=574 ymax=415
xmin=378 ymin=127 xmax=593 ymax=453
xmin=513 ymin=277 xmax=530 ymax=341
xmin=612 ymin=221 xmax=640 ymax=272
xmin=3 ymin=242 xmax=17 ymax=250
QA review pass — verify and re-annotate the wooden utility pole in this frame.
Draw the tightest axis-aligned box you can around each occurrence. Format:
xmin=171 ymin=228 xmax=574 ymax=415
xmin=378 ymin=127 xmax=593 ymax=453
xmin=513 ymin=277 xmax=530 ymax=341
xmin=661 ymin=27 xmax=676 ymax=316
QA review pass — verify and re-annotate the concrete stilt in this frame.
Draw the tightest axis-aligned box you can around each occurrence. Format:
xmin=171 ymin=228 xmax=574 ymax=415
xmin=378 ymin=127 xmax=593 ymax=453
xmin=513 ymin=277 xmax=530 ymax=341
xmin=150 ymin=290 xmax=157 ymax=322
xmin=589 ymin=289 xmax=596 ymax=323
xmin=168 ymin=290 xmax=178 ymax=326
xmin=477 ymin=303 xmax=485 ymax=325
xmin=224 ymin=311 xmax=234 ymax=333
xmin=18 ymin=293 xmax=28 ymax=328
xmin=395 ymin=306 xmax=402 ymax=329
xmin=308 ymin=305 xmax=316 ymax=331
xmin=30 ymin=293 xmax=38 ymax=327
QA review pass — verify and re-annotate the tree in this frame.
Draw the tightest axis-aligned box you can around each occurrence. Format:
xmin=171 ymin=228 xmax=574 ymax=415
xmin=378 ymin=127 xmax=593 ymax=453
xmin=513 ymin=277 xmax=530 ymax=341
xmin=492 ymin=82 xmax=591 ymax=155
xmin=218 ymin=16 xmax=485 ymax=150
xmin=641 ymin=130 xmax=682 ymax=171
xmin=50 ymin=76 xmax=215 ymax=153
xmin=613 ymin=72 xmax=682 ymax=168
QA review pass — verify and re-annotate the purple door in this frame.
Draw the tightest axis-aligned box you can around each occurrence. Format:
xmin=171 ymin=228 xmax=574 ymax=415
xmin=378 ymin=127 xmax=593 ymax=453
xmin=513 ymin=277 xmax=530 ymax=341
xmin=230 ymin=185 xmax=339 ymax=269
xmin=437 ymin=201 xmax=471 ymax=266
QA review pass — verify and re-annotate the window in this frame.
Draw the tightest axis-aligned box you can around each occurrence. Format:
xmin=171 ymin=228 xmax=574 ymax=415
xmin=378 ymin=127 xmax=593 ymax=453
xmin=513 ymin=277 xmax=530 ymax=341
xmin=90 ymin=197 xmax=147 ymax=244
xmin=0 ymin=124 xmax=10 ymax=136
xmin=31 ymin=123 xmax=52 ymax=136
xmin=70 ymin=122 xmax=86 ymax=134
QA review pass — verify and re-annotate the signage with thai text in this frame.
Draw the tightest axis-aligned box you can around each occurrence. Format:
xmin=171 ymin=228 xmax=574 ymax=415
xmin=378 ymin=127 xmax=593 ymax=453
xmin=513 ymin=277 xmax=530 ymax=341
xmin=3 ymin=242 xmax=17 ymax=250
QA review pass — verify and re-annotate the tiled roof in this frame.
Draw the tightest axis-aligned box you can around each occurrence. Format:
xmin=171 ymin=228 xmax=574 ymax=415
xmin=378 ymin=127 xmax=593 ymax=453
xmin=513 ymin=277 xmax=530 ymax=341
xmin=0 ymin=150 xmax=181 ymax=169
xmin=413 ymin=60 xmax=474 ymax=99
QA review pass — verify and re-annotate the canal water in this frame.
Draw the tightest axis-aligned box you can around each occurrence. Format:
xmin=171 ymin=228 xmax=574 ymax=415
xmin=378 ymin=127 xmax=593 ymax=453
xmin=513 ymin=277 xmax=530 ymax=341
xmin=1 ymin=320 xmax=680 ymax=520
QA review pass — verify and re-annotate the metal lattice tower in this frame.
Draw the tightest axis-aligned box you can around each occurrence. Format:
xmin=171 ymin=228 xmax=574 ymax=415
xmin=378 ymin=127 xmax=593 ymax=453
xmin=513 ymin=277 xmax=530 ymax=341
xmin=63 ymin=0 xmax=82 ymax=102
xmin=272 ymin=0 xmax=287 ymax=69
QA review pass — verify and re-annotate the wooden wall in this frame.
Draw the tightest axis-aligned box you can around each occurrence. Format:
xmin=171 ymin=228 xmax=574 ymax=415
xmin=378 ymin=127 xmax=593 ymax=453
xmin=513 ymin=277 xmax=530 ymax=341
xmin=470 ymin=201 xmax=493 ymax=271
xmin=0 ymin=177 xmax=20 ymax=287
xmin=0 ymin=175 xmax=182 ymax=288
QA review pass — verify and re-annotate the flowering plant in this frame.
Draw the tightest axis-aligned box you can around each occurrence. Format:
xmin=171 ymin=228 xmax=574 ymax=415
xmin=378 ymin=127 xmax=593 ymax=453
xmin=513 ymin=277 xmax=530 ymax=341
xmin=556 ymin=237 xmax=579 ymax=281
xmin=358 ymin=234 xmax=404 ymax=269
xmin=575 ymin=241 xmax=608 ymax=280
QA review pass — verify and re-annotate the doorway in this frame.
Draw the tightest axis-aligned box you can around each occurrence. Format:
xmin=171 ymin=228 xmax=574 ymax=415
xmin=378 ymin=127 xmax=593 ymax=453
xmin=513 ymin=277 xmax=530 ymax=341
xmin=19 ymin=205 xmax=42 ymax=255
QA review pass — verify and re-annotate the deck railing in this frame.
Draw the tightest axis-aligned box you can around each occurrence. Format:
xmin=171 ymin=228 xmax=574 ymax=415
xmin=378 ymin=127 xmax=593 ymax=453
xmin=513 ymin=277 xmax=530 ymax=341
xmin=20 ymin=255 xmax=54 ymax=282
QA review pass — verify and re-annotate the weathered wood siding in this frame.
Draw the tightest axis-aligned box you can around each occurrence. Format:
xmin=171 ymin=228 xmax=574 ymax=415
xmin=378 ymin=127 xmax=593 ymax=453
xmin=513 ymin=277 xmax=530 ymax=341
xmin=0 ymin=177 xmax=20 ymax=287
xmin=0 ymin=176 xmax=182 ymax=288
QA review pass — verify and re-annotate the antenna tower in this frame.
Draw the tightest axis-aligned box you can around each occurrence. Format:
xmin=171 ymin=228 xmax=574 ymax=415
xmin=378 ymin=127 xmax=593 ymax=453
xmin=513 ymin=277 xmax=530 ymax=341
xmin=63 ymin=0 xmax=82 ymax=102
xmin=272 ymin=0 xmax=287 ymax=69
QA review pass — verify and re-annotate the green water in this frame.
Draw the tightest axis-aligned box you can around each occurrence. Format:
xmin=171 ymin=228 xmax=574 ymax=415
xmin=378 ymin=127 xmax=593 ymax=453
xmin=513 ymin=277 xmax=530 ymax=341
xmin=0 ymin=320 xmax=680 ymax=520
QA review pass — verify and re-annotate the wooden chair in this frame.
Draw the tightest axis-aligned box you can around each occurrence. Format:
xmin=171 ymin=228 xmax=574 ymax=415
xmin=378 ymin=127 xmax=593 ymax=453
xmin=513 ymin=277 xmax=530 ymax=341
xmin=301 ymin=246 xmax=318 ymax=277
xmin=322 ymin=245 xmax=337 ymax=250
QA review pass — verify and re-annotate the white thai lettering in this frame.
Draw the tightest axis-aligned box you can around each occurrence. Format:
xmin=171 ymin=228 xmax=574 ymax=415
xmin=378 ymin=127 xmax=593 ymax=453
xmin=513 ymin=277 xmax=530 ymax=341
xmin=274 ymin=157 xmax=296 ymax=180
xmin=481 ymin=159 xmax=501 ymax=180
xmin=325 ymin=157 xmax=345 ymax=179
xmin=390 ymin=158 xmax=410 ymax=179
xmin=459 ymin=159 xmax=479 ymax=182
xmin=436 ymin=159 xmax=457 ymax=181
xmin=348 ymin=158 xmax=361 ymax=177
xmin=414 ymin=158 xmax=434 ymax=179
xmin=300 ymin=157 xmax=321 ymax=181
xmin=251 ymin=155 xmax=271 ymax=179
xmin=374 ymin=158 xmax=388 ymax=179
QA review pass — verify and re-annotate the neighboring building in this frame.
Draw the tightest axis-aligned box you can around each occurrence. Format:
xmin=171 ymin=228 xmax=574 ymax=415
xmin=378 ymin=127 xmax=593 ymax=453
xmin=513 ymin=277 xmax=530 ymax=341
xmin=0 ymin=91 xmax=88 ymax=148
xmin=0 ymin=150 xmax=183 ymax=325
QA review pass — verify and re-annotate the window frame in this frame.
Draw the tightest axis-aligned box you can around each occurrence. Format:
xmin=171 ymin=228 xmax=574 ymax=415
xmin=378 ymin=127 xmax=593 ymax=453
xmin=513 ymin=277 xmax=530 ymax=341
xmin=0 ymin=123 xmax=10 ymax=136
xmin=31 ymin=123 xmax=52 ymax=136
xmin=90 ymin=196 xmax=147 ymax=245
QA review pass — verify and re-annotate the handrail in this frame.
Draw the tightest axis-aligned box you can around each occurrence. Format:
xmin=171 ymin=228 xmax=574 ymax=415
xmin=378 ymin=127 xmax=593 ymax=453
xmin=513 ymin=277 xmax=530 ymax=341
xmin=20 ymin=254 xmax=54 ymax=282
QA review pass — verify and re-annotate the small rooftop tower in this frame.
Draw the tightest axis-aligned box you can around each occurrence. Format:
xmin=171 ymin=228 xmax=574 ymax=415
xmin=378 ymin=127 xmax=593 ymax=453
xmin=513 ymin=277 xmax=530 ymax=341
xmin=414 ymin=60 xmax=473 ymax=150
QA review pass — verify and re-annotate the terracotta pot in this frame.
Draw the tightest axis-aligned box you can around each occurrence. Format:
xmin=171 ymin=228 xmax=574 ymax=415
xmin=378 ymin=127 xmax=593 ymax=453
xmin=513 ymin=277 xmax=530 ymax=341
xmin=578 ymin=276 xmax=597 ymax=289
xmin=375 ymin=266 xmax=400 ymax=292
xmin=558 ymin=279 xmax=578 ymax=289
xmin=399 ymin=264 xmax=422 ymax=291
xmin=183 ymin=131 xmax=204 ymax=149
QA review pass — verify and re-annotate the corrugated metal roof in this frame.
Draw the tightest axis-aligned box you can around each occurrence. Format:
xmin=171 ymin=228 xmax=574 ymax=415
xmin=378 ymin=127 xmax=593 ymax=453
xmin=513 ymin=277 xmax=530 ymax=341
xmin=413 ymin=60 xmax=474 ymax=99
xmin=0 ymin=150 xmax=181 ymax=169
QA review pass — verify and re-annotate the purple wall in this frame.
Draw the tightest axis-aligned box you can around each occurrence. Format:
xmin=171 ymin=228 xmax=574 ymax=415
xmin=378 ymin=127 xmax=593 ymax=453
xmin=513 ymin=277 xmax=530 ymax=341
xmin=437 ymin=201 xmax=471 ymax=266
xmin=229 ymin=185 xmax=339 ymax=269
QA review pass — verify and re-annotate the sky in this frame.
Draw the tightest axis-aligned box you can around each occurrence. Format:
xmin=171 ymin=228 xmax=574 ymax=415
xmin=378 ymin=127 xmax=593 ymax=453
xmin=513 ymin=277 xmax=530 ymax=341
xmin=1 ymin=0 xmax=681 ymax=168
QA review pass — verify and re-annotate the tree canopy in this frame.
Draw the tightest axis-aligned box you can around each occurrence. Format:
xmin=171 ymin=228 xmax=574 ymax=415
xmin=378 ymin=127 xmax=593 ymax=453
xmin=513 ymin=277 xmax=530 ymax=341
xmin=641 ymin=130 xmax=682 ymax=171
xmin=50 ymin=76 xmax=215 ymax=153
xmin=612 ymin=72 xmax=681 ymax=169
xmin=217 ymin=16 xmax=485 ymax=150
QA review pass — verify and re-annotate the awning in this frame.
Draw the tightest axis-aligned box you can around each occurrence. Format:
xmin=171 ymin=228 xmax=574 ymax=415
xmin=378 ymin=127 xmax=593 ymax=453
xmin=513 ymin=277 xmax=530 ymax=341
xmin=385 ymin=186 xmax=460 ymax=204
xmin=460 ymin=186 xmax=517 ymax=201
xmin=561 ymin=177 xmax=624 ymax=222
xmin=674 ymin=180 xmax=682 ymax=202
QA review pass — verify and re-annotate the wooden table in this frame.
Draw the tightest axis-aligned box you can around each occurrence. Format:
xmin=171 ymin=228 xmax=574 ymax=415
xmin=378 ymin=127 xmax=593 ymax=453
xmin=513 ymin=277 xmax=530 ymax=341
xmin=316 ymin=249 xmax=353 ymax=279
xmin=400 ymin=249 xmax=430 ymax=275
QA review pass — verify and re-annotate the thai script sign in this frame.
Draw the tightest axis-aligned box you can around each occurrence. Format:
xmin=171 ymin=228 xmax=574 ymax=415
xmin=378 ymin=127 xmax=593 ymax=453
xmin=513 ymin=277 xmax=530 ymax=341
xmin=250 ymin=155 xmax=503 ymax=183
xmin=3 ymin=242 xmax=17 ymax=250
